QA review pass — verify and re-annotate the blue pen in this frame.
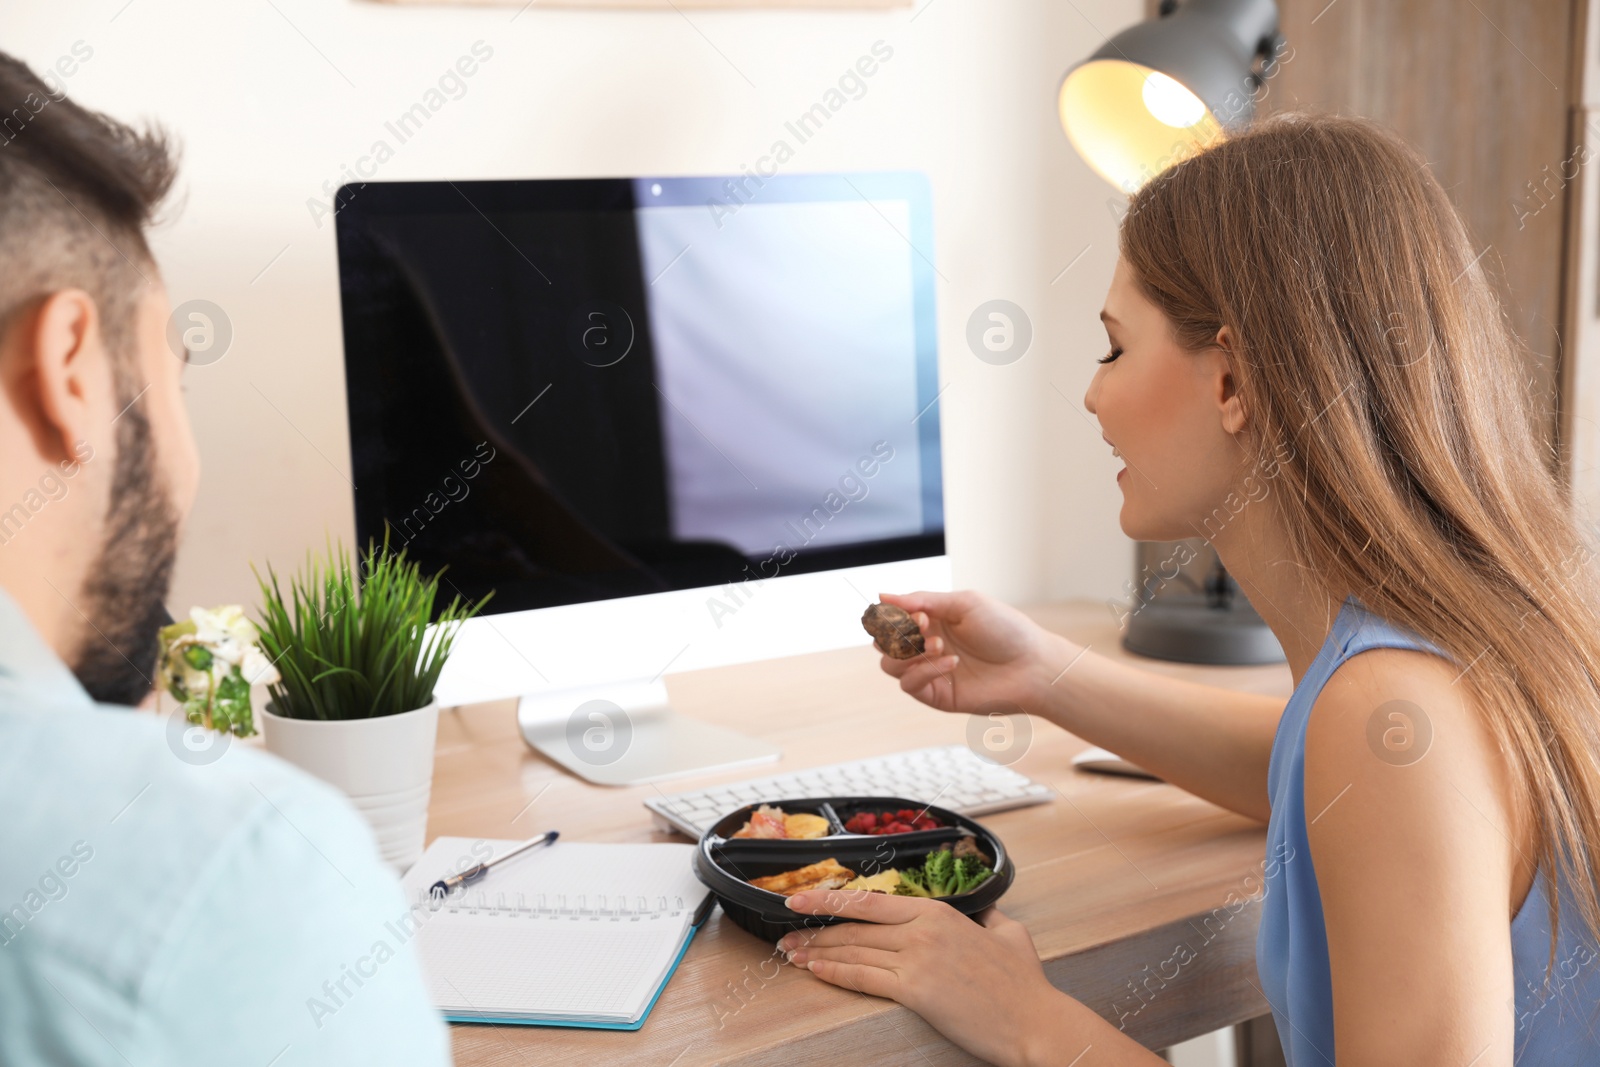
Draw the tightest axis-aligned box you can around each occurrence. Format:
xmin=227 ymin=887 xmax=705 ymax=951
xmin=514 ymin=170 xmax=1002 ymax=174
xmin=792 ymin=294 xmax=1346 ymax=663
xmin=429 ymin=830 xmax=559 ymax=900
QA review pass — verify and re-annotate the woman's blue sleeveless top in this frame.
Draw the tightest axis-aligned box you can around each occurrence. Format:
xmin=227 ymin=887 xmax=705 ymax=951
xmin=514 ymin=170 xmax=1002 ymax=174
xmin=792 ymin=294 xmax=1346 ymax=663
xmin=1256 ymin=594 xmax=1600 ymax=1064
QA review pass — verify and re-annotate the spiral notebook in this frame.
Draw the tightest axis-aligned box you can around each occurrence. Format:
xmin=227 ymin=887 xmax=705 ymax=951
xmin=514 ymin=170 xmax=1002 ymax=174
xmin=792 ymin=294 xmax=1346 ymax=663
xmin=399 ymin=836 xmax=714 ymax=1029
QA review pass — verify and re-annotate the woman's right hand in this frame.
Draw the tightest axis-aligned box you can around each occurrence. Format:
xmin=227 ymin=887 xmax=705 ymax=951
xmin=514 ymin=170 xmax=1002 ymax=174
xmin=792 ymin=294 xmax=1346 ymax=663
xmin=874 ymin=590 xmax=1072 ymax=716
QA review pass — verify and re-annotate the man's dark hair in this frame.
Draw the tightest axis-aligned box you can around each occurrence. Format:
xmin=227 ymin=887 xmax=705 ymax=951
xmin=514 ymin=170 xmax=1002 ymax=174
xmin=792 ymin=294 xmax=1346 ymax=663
xmin=0 ymin=51 xmax=176 ymax=381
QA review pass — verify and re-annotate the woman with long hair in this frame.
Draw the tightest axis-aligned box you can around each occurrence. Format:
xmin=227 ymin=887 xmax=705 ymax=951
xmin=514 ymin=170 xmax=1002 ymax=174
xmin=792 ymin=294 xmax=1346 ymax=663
xmin=777 ymin=112 xmax=1600 ymax=1066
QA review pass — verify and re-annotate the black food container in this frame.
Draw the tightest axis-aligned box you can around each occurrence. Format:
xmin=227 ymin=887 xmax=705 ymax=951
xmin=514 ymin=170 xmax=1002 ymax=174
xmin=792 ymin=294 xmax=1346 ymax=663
xmin=693 ymin=795 xmax=1014 ymax=942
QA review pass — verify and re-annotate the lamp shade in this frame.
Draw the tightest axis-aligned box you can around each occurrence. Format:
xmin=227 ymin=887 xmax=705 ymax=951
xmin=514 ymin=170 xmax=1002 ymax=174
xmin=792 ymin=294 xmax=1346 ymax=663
xmin=1059 ymin=0 xmax=1281 ymax=192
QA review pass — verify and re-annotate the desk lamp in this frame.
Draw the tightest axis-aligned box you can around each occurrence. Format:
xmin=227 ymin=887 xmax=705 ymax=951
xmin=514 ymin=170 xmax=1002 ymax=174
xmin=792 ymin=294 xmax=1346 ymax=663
xmin=1059 ymin=0 xmax=1287 ymax=665
xmin=1058 ymin=0 xmax=1284 ymax=193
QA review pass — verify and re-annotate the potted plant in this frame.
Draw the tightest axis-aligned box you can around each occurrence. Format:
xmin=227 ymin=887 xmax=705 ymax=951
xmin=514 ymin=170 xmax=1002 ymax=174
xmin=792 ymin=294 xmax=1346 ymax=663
xmin=253 ymin=538 xmax=486 ymax=871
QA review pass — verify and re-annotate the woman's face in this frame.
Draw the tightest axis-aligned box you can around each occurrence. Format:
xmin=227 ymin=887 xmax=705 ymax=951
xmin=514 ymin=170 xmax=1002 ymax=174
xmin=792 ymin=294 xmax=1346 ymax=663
xmin=1084 ymin=255 xmax=1248 ymax=543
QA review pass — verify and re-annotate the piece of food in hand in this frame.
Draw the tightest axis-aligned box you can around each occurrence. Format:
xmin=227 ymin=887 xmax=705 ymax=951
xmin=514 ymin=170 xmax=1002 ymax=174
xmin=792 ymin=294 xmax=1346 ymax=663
xmin=749 ymin=857 xmax=857 ymax=896
xmin=893 ymin=841 xmax=996 ymax=898
xmin=843 ymin=808 xmax=943 ymax=835
xmin=732 ymin=804 xmax=789 ymax=839
xmin=783 ymin=812 xmax=830 ymax=839
xmin=842 ymin=869 xmax=902 ymax=894
xmin=861 ymin=602 xmax=925 ymax=659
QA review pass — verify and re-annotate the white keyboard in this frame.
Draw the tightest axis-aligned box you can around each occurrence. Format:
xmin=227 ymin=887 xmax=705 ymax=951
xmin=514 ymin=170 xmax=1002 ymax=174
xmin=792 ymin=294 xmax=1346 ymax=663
xmin=644 ymin=744 xmax=1055 ymax=837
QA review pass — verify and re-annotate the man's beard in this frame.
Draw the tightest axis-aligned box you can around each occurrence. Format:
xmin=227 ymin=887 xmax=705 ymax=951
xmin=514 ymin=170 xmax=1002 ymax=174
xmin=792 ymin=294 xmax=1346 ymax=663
xmin=69 ymin=397 xmax=180 ymax=707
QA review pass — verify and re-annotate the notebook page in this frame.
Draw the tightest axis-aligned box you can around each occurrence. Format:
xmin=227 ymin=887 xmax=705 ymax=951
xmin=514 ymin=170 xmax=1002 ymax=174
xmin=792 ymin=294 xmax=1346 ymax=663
xmin=399 ymin=837 xmax=710 ymax=1022
xmin=402 ymin=837 xmax=707 ymax=914
xmin=415 ymin=910 xmax=691 ymax=1020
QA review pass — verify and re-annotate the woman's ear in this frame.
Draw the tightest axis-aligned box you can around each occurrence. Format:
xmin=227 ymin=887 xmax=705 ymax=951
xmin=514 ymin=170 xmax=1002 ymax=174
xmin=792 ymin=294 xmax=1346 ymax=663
xmin=1214 ymin=323 xmax=1248 ymax=436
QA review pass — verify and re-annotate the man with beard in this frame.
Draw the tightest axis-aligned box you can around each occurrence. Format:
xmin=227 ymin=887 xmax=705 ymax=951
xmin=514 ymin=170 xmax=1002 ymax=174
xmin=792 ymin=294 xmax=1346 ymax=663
xmin=0 ymin=54 xmax=451 ymax=1065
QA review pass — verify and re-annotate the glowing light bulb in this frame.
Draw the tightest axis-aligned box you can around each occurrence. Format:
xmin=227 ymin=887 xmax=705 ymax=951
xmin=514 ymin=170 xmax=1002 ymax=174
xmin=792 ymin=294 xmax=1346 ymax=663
xmin=1141 ymin=71 xmax=1207 ymax=128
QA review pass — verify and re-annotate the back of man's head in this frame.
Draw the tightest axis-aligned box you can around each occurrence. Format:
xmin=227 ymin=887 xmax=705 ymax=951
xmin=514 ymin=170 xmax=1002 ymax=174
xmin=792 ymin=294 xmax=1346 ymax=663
xmin=0 ymin=52 xmax=196 ymax=707
xmin=0 ymin=53 xmax=175 ymax=387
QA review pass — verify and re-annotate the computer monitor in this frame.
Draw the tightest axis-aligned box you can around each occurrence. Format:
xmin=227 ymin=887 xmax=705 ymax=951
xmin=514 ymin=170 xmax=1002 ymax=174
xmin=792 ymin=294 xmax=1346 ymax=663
xmin=334 ymin=172 xmax=947 ymax=784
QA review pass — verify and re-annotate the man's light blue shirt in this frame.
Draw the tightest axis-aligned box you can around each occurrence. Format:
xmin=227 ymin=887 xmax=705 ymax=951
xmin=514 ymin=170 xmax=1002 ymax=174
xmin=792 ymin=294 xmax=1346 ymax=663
xmin=0 ymin=591 xmax=453 ymax=1065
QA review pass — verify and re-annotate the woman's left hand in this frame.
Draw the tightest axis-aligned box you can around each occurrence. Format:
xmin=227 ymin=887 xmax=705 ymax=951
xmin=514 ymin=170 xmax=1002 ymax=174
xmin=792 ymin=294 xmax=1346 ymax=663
xmin=776 ymin=889 xmax=1066 ymax=1067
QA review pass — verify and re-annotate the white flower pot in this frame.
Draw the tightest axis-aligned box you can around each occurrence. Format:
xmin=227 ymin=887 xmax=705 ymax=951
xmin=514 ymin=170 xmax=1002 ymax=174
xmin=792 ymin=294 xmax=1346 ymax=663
xmin=259 ymin=700 xmax=439 ymax=872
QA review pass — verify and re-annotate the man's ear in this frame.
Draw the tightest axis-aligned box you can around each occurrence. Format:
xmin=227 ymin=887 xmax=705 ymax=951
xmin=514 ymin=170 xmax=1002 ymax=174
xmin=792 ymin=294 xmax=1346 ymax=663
xmin=1214 ymin=323 xmax=1247 ymax=436
xmin=14 ymin=289 xmax=110 ymax=463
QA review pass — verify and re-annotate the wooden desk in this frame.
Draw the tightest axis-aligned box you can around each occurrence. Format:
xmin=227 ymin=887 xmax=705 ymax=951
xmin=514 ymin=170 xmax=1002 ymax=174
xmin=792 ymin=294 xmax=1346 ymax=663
xmin=429 ymin=600 xmax=1294 ymax=1066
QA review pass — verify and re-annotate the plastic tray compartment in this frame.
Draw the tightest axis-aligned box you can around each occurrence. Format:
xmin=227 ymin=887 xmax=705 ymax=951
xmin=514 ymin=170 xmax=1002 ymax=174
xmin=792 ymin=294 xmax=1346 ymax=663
xmin=693 ymin=795 xmax=1014 ymax=942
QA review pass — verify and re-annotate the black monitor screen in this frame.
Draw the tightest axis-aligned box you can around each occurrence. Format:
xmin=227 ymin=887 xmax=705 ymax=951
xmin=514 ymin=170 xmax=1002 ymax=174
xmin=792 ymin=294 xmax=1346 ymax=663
xmin=334 ymin=173 xmax=945 ymax=617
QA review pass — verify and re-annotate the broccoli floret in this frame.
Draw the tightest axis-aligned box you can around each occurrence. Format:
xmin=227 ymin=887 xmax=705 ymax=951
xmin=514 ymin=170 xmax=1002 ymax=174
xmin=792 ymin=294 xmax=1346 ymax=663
xmin=893 ymin=864 xmax=933 ymax=897
xmin=954 ymin=855 xmax=995 ymax=894
xmin=893 ymin=846 xmax=998 ymax=898
xmin=923 ymin=847 xmax=957 ymax=895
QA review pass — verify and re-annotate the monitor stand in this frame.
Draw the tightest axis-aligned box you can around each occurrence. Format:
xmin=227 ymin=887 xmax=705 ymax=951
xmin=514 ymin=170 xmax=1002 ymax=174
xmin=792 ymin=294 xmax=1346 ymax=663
xmin=517 ymin=680 xmax=781 ymax=787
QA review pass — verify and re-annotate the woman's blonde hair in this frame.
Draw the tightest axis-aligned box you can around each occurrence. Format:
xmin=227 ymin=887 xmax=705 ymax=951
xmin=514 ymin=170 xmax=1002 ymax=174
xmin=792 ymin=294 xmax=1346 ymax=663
xmin=1119 ymin=111 xmax=1600 ymax=961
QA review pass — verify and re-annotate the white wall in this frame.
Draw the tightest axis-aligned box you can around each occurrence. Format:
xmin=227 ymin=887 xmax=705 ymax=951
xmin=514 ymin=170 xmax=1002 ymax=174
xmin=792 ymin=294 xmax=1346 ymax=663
xmin=12 ymin=0 xmax=1135 ymax=616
